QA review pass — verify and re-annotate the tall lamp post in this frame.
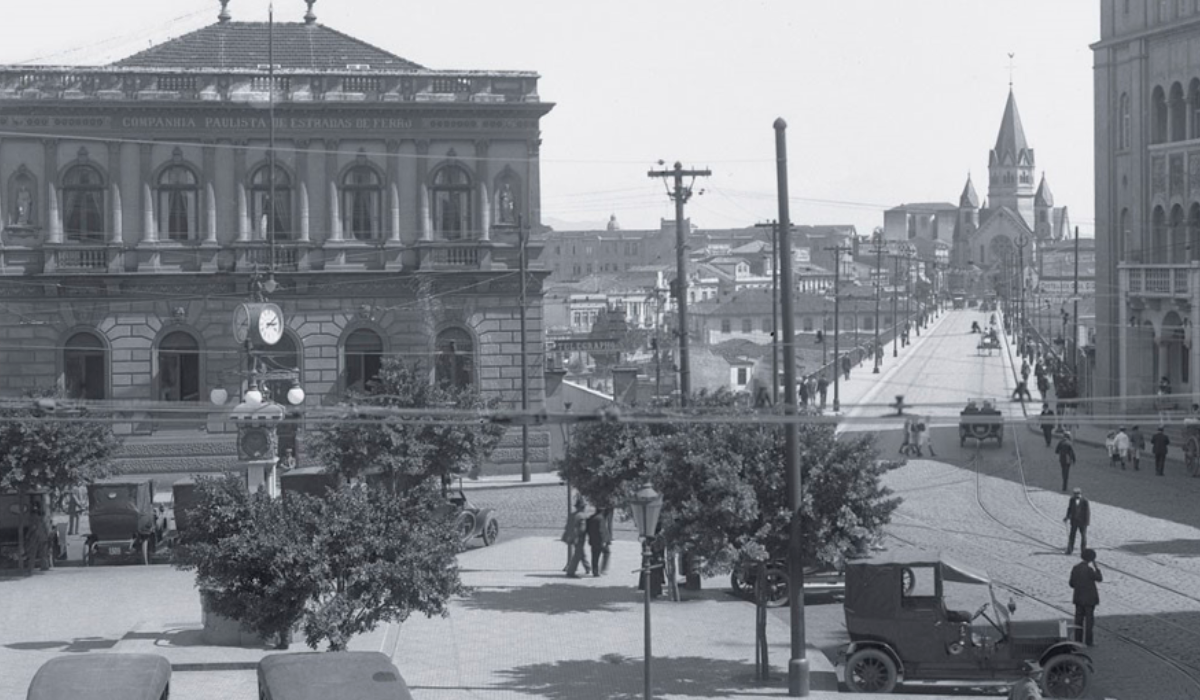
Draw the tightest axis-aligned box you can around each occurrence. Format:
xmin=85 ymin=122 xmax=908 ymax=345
xmin=630 ymin=483 xmax=664 ymax=700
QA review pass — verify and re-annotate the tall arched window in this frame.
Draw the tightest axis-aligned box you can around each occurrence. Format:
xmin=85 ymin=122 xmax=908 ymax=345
xmin=63 ymin=332 xmax=106 ymax=400
xmin=1191 ymin=80 xmax=1200 ymax=139
xmin=342 ymin=166 xmax=382 ymax=240
xmin=1152 ymin=85 xmax=1168 ymax=144
xmin=1153 ymin=206 xmax=1168 ymax=263
xmin=344 ymin=328 xmax=383 ymax=391
xmin=1188 ymin=204 xmax=1200 ymax=261
xmin=1171 ymin=204 xmax=1186 ymax=260
xmin=158 ymin=165 xmax=199 ymax=241
xmin=62 ymin=165 xmax=105 ymax=241
xmin=158 ymin=331 xmax=200 ymax=402
xmin=431 ymin=165 xmax=472 ymax=239
xmin=1171 ymin=82 xmax=1187 ymax=141
xmin=249 ymin=164 xmax=292 ymax=239
xmin=1119 ymin=92 xmax=1132 ymax=149
xmin=435 ymin=328 xmax=474 ymax=390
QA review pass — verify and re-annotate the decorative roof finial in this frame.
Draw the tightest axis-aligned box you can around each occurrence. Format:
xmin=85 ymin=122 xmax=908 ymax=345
xmin=1007 ymin=52 xmax=1016 ymax=89
xmin=218 ymin=0 xmax=231 ymax=23
xmin=304 ymin=0 xmax=317 ymax=25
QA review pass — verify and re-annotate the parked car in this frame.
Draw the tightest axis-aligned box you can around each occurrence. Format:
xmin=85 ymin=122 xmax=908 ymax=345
xmin=436 ymin=482 xmax=499 ymax=548
xmin=0 ymin=491 xmax=58 ymax=569
xmin=258 ymin=651 xmax=413 ymax=700
xmin=84 ymin=480 xmax=164 ymax=566
xmin=27 ymin=653 xmax=171 ymax=700
xmin=729 ymin=558 xmax=848 ymax=606
xmin=838 ymin=549 xmax=1091 ymax=697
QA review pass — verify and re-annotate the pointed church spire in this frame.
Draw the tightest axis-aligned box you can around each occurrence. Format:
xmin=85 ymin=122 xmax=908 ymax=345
xmin=993 ymin=88 xmax=1031 ymax=165
xmin=1035 ymin=173 xmax=1054 ymax=207
xmin=959 ymin=173 xmax=980 ymax=208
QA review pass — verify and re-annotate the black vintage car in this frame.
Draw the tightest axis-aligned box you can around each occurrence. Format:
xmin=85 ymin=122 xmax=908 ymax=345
xmin=85 ymin=480 xmax=165 ymax=566
xmin=839 ymin=549 xmax=1090 ymax=697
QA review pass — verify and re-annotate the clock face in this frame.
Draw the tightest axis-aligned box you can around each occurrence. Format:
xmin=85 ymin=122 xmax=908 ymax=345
xmin=240 ymin=426 xmax=271 ymax=460
xmin=257 ymin=305 xmax=284 ymax=345
xmin=232 ymin=304 xmax=251 ymax=344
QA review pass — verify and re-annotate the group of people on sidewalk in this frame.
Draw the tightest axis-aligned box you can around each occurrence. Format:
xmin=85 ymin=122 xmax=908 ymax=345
xmin=899 ymin=417 xmax=936 ymax=457
xmin=561 ymin=497 xmax=614 ymax=579
xmin=1102 ymin=424 xmax=1172 ymax=476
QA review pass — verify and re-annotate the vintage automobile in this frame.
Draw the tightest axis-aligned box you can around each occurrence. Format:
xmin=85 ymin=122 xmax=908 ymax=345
xmin=730 ymin=558 xmax=850 ymax=606
xmin=84 ymin=480 xmax=165 ymax=566
xmin=838 ymin=549 xmax=1091 ymax=697
xmin=0 ymin=491 xmax=59 ymax=569
xmin=977 ymin=329 xmax=1002 ymax=356
xmin=437 ymin=482 xmax=500 ymax=548
xmin=27 ymin=653 xmax=171 ymax=700
xmin=258 ymin=651 xmax=413 ymax=700
xmin=959 ymin=399 xmax=1004 ymax=447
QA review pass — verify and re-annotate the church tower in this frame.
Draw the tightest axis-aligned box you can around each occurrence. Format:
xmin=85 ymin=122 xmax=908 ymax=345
xmin=988 ymin=89 xmax=1036 ymax=228
xmin=954 ymin=174 xmax=980 ymax=266
xmin=1034 ymin=173 xmax=1055 ymax=241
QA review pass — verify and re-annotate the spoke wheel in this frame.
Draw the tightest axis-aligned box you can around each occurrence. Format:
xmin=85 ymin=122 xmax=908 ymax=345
xmin=455 ymin=513 xmax=475 ymax=546
xmin=844 ymin=648 xmax=897 ymax=694
xmin=482 ymin=519 xmax=499 ymax=546
xmin=760 ymin=567 xmax=789 ymax=608
xmin=730 ymin=567 xmax=751 ymax=596
xmin=1041 ymin=654 xmax=1090 ymax=699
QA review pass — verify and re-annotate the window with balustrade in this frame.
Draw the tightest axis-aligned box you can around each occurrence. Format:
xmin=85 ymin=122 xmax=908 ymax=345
xmin=435 ymin=328 xmax=474 ymax=390
xmin=157 ymin=331 xmax=200 ymax=402
xmin=344 ymin=328 xmax=383 ymax=392
xmin=158 ymin=165 xmax=199 ymax=241
xmin=62 ymin=165 xmax=105 ymax=241
xmin=63 ymin=332 xmax=107 ymax=400
xmin=431 ymin=165 xmax=472 ymax=239
xmin=249 ymin=164 xmax=292 ymax=239
xmin=342 ymin=165 xmax=382 ymax=241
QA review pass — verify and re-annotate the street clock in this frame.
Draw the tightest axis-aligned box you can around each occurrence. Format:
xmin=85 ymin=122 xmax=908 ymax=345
xmin=232 ymin=303 xmax=285 ymax=346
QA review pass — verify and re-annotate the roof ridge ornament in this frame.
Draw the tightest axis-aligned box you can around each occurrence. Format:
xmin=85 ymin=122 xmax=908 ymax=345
xmin=218 ymin=0 xmax=231 ymax=23
xmin=304 ymin=0 xmax=317 ymax=25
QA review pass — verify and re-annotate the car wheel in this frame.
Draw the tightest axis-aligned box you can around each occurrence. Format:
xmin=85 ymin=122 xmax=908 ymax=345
xmin=482 ymin=519 xmax=500 ymax=546
xmin=760 ymin=567 xmax=789 ymax=608
xmin=455 ymin=513 xmax=475 ymax=546
xmin=1041 ymin=654 xmax=1090 ymax=698
xmin=844 ymin=648 xmax=897 ymax=694
xmin=730 ymin=567 xmax=751 ymax=596
xmin=141 ymin=537 xmax=150 ymax=566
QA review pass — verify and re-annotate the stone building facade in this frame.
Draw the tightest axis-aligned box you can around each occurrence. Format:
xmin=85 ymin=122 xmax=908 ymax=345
xmin=0 ymin=6 xmax=553 ymax=478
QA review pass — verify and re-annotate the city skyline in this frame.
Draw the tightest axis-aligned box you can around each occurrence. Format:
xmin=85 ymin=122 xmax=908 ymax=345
xmin=1 ymin=0 xmax=1101 ymax=237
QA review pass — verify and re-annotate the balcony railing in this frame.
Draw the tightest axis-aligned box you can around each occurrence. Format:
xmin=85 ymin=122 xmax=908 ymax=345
xmin=1121 ymin=263 xmax=1196 ymax=299
xmin=416 ymin=240 xmax=492 ymax=270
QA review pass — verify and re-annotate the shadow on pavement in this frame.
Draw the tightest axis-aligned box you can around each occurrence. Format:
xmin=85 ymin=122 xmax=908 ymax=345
xmin=490 ymin=654 xmax=782 ymax=699
xmin=1117 ymin=538 xmax=1200 ymax=557
xmin=6 ymin=637 xmax=118 ymax=653
xmin=459 ymin=582 xmax=638 ymax=615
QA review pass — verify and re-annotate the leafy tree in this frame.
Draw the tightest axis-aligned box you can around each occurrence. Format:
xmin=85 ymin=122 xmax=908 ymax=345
xmin=174 ymin=474 xmax=465 ymax=651
xmin=558 ymin=389 xmax=901 ymax=577
xmin=0 ymin=396 xmax=122 ymax=498
xmin=307 ymin=358 xmax=506 ymax=494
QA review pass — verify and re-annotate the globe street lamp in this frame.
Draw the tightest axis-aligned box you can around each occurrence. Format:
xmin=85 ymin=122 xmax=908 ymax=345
xmin=630 ymin=483 xmax=664 ymax=700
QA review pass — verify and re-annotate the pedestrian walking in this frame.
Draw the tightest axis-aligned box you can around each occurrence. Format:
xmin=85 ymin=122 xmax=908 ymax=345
xmin=1056 ymin=432 xmax=1076 ymax=492
xmin=1104 ymin=431 xmax=1119 ymax=469
xmin=841 ymin=354 xmax=852 ymax=381
xmin=1007 ymin=660 xmax=1043 ymax=700
xmin=1113 ymin=427 xmax=1130 ymax=470
xmin=66 ymin=485 xmax=84 ymax=536
xmin=798 ymin=378 xmax=809 ymax=407
xmin=1011 ymin=379 xmax=1032 ymax=403
xmin=805 ymin=376 xmax=817 ymax=407
xmin=27 ymin=498 xmax=53 ymax=571
xmin=1068 ymin=548 xmax=1103 ymax=647
xmin=1020 ymin=359 xmax=1031 ymax=383
xmin=1129 ymin=425 xmax=1145 ymax=471
xmin=562 ymin=497 xmax=591 ymax=577
xmin=1152 ymin=426 xmax=1171 ymax=476
xmin=817 ymin=374 xmax=829 ymax=409
xmin=916 ymin=418 xmax=936 ymax=457
xmin=1063 ymin=487 xmax=1090 ymax=556
xmin=1039 ymin=403 xmax=1055 ymax=447
xmin=585 ymin=506 xmax=612 ymax=577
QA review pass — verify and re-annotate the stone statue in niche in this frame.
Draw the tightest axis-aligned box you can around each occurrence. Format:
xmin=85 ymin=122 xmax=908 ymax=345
xmin=7 ymin=172 xmax=38 ymax=232
xmin=498 ymin=181 xmax=516 ymax=224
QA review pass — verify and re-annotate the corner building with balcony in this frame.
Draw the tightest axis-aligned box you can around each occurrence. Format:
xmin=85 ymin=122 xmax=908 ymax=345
xmin=1094 ymin=0 xmax=1200 ymax=413
xmin=0 ymin=6 xmax=553 ymax=478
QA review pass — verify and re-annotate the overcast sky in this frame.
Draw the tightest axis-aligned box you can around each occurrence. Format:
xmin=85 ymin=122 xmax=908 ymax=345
xmin=2 ymin=0 xmax=1101 ymax=236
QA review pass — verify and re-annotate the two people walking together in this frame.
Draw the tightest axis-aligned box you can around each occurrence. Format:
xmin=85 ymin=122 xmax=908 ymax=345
xmin=562 ymin=497 xmax=613 ymax=578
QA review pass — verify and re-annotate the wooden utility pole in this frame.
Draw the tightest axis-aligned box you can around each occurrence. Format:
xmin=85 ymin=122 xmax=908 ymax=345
xmin=756 ymin=220 xmax=780 ymax=403
xmin=647 ymin=162 xmax=711 ymax=407
xmin=1073 ymin=226 xmax=1080 ymax=373
xmin=871 ymin=230 xmax=884 ymax=373
xmin=825 ymin=245 xmax=852 ymax=412
xmin=1016 ymin=236 xmax=1029 ymax=356
xmin=518 ymin=215 xmax=530 ymax=482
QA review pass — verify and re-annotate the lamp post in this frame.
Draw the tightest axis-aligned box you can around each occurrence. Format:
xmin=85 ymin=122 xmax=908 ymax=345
xmin=630 ymin=483 xmax=664 ymax=700
xmin=904 ymin=247 xmax=912 ymax=346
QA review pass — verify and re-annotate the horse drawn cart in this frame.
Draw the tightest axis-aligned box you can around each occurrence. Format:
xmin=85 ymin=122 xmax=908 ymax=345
xmin=960 ymin=400 xmax=1004 ymax=447
xmin=977 ymin=331 xmax=1002 ymax=356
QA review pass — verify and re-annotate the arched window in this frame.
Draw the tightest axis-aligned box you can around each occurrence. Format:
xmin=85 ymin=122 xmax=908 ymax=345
xmin=344 ymin=328 xmax=383 ymax=391
xmin=249 ymin=164 xmax=292 ymax=239
xmin=1152 ymin=85 xmax=1168 ymax=144
xmin=1153 ymin=206 xmax=1168 ymax=263
xmin=1189 ymin=204 xmax=1200 ymax=261
xmin=1172 ymin=203 xmax=1187 ymax=260
xmin=1191 ymin=80 xmax=1200 ymax=139
xmin=435 ymin=328 xmax=474 ymax=390
xmin=158 ymin=331 xmax=200 ymax=402
xmin=62 ymin=165 xmax=105 ymax=241
xmin=1171 ymin=82 xmax=1187 ymax=141
xmin=431 ymin=165 xmax=472 ymax=239
xmin=1119 ymin=92 xmax=1132 ymax=149
xmin=63 ymin=332 xmax=106 ymax=400
xmin=158 ymin=165 xmax=199 ymax=241
xmin=342 ymin=165 xmax=382 ymax=241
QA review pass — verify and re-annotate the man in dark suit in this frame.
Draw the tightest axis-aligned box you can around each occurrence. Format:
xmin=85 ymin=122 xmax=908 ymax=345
xmin=1063 ymin=488 xmax=1089 ymax=555
xmin=1056 ymin=432 xmax=1077 ymax=492
xmin=1068 ymin=548 xmax=1103 ymax=646
xmin=1151 ymin=426 xmax=1171 ymax=476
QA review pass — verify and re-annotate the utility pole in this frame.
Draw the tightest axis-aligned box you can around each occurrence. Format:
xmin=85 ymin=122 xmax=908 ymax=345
xmin=825 ymin=245 xmax=852 ymax=413
xmin=904 ymin=249 xmax=912 ymax=346
xmin=1016 ymin=236 xmax=1028 ymax=357
xmin=891 ymin=254 xmax=900 ymax=357
xmin=872 ymin=229 xmax=884 ymax=374
xmin=1072 ymin=226 xmax=1080 ymax=374
xmin=518 ymin=215 xmax=530 ymax=482
xmin=756 ymin=220 xmax=780 ymax=403
xmin=773 ymin=119 xmax=809 ymax=697
xmin=648 ymin=162 xmax=711 ymax=408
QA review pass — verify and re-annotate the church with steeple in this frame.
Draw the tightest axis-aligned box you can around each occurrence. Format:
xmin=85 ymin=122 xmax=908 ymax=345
xmin=884 ymin=88 xmax=1071 ymax=290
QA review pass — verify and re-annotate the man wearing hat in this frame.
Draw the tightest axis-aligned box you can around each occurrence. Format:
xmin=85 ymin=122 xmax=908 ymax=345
xmin=1055 ymin=431 xmax=1076 ymax=492
xmin=1007 ymin=660 xmax=1043 ymax=699
xmin=1063 ymin=487 xmax=1089 ymax=556
xmin=1151 ymin=426 xmax=1171 ymax=476
xmin=1069 ymin=548 xmax=1103 ymax=647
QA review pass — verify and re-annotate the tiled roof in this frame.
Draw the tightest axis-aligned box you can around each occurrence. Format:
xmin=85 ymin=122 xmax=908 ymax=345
xmin=113 ymin=22 xmax=424 ymax=71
